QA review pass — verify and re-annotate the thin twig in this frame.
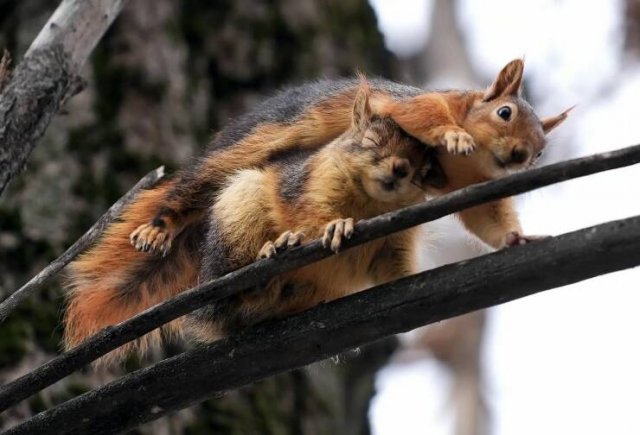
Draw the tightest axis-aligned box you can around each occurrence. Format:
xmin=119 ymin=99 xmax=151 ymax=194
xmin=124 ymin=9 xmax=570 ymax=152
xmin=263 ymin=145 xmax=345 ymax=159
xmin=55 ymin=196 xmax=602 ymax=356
xmin=0 ymin=166 xmax=165 ymax=323
xmin=8 ymin=214 xmax=640 ymax=435
xmin=1 ymin=144 xmax=639 ymax=413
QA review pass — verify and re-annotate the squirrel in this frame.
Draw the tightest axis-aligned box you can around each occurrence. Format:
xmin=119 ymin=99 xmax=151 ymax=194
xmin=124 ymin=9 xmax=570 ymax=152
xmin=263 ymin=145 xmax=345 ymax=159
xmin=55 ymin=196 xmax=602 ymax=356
xmin=128 ymin=58 xmax=570 ymax=253
xmin=64 ymin=59 xmax=571 ymax=361
xmin=186 ymin=82 xmax=446 ymax=341
xmin=65 ymin=81 xmax=445 ymax=362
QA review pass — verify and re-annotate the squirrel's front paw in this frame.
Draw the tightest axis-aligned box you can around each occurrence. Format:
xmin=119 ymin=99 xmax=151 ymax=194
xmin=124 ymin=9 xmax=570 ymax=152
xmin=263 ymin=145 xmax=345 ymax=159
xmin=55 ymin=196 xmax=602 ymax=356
xmin=442 ymin=130 xmax=475 ymax=155
xmin=257 ymin=231 xmax=305 ymax=260
xmin=322 ymin=218 xmax=355 ymax=253
xmin=503 ymin=231 xmax=550 ymax=248
xmin=130 ymin=223 xmax=174 ymax=256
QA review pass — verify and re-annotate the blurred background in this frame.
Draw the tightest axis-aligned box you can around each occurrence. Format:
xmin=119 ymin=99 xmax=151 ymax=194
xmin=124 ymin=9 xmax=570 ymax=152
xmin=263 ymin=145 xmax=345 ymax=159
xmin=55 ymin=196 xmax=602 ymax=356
xmin=0 ymin=0 xmax=639 ymax=434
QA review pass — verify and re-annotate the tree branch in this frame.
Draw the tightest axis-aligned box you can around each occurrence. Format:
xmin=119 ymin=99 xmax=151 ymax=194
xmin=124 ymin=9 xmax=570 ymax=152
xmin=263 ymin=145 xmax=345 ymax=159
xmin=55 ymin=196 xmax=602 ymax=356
xmin=0 ymin=166 xmax=164 ymax=323
xmin=1 ymin=144 xmax=639 ymax=413
xmin=0 ymin=0 xmax=126 ymax=195
xmin=8 ymin=215 xmax=640 ymax=435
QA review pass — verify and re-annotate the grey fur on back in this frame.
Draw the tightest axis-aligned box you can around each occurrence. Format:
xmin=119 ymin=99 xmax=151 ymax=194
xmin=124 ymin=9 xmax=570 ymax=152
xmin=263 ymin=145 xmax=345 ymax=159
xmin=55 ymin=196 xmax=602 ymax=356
xmin=210 ymin=77 xmax=424 ymax=151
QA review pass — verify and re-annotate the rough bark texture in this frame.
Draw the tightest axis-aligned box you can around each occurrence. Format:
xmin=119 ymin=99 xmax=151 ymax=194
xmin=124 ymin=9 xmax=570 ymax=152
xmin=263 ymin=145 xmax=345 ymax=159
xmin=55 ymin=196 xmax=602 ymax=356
xmin=0 ymin=1 xmax=396 ymax=433
xmin=0 ymin=45 xmax=73 ymax=195
xmin=0 ymin=0 xmax=125 ymax=196
xmin=9 ymin=214 xmax=640 ymax=435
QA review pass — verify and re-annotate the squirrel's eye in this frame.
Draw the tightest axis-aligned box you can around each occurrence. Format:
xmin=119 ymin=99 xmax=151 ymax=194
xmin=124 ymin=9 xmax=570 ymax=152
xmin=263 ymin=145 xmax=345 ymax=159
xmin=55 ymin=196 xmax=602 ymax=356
xmin=497 ymin=106 xmax=512 ymax=121
xmin=362 ymin=134 xmax=380 ymax=149
xmin=536 ymin=151 xmax=543 ymax=159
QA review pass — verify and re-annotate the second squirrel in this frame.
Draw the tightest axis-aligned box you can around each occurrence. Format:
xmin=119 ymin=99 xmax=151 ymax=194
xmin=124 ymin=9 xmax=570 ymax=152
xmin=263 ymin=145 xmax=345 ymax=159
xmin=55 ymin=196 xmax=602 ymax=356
xmin=186 ymin=81 xmax=446 ymax=341
xmin=64 ymin=60 xmax=572 ymax=362
xmin=130 ymin=59 xmax=571 ymax=254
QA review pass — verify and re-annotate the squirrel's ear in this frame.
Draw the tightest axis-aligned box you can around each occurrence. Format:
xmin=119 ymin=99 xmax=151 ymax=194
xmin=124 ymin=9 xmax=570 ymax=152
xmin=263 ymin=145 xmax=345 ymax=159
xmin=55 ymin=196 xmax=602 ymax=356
xmin=483 ymin=58 xmax=524 ymax=102
xmin=541 ymin=105 xmax=575 ymax=134
xmin=352 ymin=76 xmax=372 ymax=132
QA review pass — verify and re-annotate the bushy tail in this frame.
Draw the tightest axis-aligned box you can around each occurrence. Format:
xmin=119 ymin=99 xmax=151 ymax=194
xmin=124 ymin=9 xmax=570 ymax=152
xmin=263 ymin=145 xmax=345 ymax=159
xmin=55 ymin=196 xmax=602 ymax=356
xmin=64 ymin=180 xmax=202 ymax=365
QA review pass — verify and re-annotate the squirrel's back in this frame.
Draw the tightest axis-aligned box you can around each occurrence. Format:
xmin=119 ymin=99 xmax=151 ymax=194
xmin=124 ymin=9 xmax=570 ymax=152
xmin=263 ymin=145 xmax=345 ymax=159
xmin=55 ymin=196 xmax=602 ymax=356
xmin=211 ymin=77 xmax=422 ymax=151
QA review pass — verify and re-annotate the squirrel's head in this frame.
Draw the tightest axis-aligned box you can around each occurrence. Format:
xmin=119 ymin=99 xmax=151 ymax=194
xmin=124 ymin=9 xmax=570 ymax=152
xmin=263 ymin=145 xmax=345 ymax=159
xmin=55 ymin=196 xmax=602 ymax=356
xmin=463 ymin=58 xmax=573 ymax=177
xmin=344 ymin=80 xmax=446 ymax=203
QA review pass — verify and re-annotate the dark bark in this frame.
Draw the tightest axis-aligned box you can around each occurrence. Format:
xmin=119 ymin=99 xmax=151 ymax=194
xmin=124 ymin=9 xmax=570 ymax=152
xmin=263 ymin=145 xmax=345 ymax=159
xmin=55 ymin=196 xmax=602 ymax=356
xmin=0 ymin=0 xmax=125 ymax=196
xmin=1 ymin=143 xmax=640 ymax=414
xmin=0 ymin=166 xmax=164 ymax=323
xmin=0 ymin=45 xmax=73 ymax=195
xmin=8 ymin=214 xmax=640 ymax=435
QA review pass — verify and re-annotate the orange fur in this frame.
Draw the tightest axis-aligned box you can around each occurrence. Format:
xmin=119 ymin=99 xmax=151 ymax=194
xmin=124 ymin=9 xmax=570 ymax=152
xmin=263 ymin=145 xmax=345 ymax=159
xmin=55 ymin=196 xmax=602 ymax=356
xmin=64 ymin=60 xmax=572 ymax=362
xmin=189 ymin=87 xmax=435 ymax=337
xmin=142 ymin=60 xmax=570 ymax=250
xmin=198 ymin=91 xmax=358 ymax=185
xmin=129 ymin=91 xmax=358 ymax=255
xmin=64 ymin=180 xmax=198 ymax=364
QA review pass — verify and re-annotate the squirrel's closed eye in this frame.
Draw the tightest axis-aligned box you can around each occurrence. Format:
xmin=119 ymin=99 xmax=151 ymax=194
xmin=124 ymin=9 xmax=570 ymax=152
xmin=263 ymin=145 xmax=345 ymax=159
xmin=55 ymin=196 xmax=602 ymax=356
xmin=362 ymin=134 xmax=380 ymax=148
xmin=497 ymin=106 xmax=512 ymax=121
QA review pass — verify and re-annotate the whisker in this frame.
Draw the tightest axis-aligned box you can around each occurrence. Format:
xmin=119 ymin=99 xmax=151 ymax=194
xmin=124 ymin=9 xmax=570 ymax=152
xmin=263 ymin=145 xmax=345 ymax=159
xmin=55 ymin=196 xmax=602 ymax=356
xmin=410 ymin=179 xmax=426 ymax=191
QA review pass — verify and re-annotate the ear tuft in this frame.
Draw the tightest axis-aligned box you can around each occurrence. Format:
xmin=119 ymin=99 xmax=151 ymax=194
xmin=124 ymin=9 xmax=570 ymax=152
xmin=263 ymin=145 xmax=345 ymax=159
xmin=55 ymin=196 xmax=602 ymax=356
xmin=352 ymin=74 xmax=372 ymax=132
xmin=542 ymin=105 xmax=575 ymax=134
xmin=483 ymin=58 xmax=525 ymax=102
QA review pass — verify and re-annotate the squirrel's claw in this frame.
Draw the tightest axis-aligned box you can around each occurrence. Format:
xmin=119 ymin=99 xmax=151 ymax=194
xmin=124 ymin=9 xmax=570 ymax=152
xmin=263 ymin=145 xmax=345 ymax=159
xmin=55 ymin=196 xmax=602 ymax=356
xmin=274 ymin=231 xmax=304 ymax=250
xmin=130 ymin=223 xmax=174 ymax=255
xmin=257 ymin=241 xmax=277 ymax=260
xmin=443 ymin=130 xmax=476 ymax=155
xmin=322 ymin=218 xmax=354 ymax=253
xmin=257 ymin=231 xmax=305 ymax=260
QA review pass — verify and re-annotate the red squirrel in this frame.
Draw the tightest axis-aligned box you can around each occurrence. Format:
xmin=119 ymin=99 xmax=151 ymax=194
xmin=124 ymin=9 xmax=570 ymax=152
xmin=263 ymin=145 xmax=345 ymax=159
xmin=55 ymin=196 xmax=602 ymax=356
xmin=188 ymin=81 xmax=446 ymax=341
xmin=64 ymin=59 xmax=570 ymax=362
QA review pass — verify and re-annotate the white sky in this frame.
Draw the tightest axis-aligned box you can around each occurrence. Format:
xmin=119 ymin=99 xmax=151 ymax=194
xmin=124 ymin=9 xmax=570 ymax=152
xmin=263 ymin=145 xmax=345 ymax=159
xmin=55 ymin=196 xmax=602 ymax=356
xmin=368 ymin=0 xmax=434 ymax=56
xmin=368 ymin=1 xmax=640 ymax=434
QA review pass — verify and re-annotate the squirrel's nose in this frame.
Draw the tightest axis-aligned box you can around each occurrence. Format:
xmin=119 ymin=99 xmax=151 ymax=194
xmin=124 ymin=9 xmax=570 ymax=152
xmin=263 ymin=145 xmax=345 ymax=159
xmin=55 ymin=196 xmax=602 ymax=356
xmin=510 ymin=147 xmax=529 ymax=164
xmin=392 ymin=159 xmax=410 ymax=179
